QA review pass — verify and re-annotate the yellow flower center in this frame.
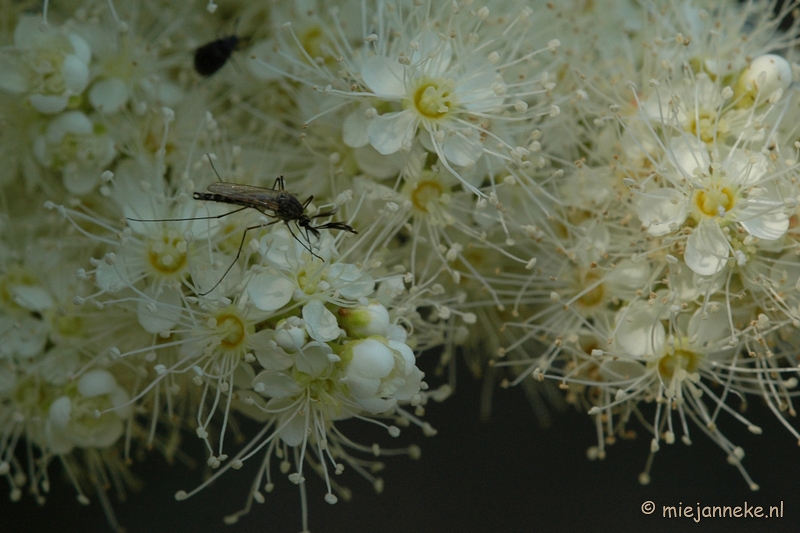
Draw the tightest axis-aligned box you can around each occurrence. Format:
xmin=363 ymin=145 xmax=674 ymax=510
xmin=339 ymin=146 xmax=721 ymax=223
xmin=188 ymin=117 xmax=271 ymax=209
xmin=411 ymin=180 xmax=444 ymax=213
xmin=215 ymin=313 xmax=246 ymax=349
xmin=410 ymin=78 xmax=456 ymax=119
xmin=147 ymin=232 xmax=187 ymax=275
xmin=577 ymin=271 xmax=605 ymax=308
xmin=692 ymin=184 xmax=735 ymax=219
xmin=657 ymin=348 xmax=701 ymax=379
xmin=687 ymin=109 xmax=728 ymax=144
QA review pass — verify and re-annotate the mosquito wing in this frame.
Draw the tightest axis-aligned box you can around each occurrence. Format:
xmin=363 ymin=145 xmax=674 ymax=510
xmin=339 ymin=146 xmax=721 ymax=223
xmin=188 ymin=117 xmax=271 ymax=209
xmin=204 ymin=182 xmax=283 ymax=210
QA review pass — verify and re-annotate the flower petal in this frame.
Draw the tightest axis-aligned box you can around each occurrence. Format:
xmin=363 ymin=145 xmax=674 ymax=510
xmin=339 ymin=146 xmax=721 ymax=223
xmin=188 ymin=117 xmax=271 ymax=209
xmin=28 ymin=94 xmax=69 ymax=114
xmin=684 ymin=221 xmax=729 ymax=276
xmin=61 ymin=53 xmax=90 ymax=93
xmin=599 ymin=359 xmax=647 ymax=383
xmin=248 ymin=273 xmax=296 ymax=311
xmin=343 ymin=108 xmax=370 ymax=148
xmin=77 ymin=370 xmax=117 ymax=397
xmin=361 ymin=55 xmax=406 ymax=97
xmin=326 ymin=263 xmax=374 ymax=299
xmin=295 ymin=342 xmax=333 ymax=377
xmin=441 ymin=131 xmax=483 ymax=167
xmin=10 ymin=284 xmax=54 ymax=312
xmin=137 ymin=286 xmax=182 ymax=333
xmin=302 ymin=299 xmax=341 ymax=342
xmin=89 ymin=78 xmax=129 ymax=113
xmin=614 ymin=302 xmax=665 ymax=357
xmin=457 ymin=70 xmax=504 ymax=111
xmin=253 ymin=371 xmax=302 ymax=399
xmin=343 ymin=338 xmax=394 ymax=398
xmin=737 ymin=194 xmax=789 ymax=241
xmin=669 ymin=135 xmax=709 ymax=179
xmin=638 ymin=188 xmax=688 ymax=236
xmin=48 ymin=396 xmax=72 ymax=428
xmin=725 ymin=150 xmax=767 ymax=187
xmin=278 ymin=411 xmax=306 ymax=446
xmin=368 ymin=110 xmax=417 ymax=155
xmin=353 ymin=145 xmax=405 ymax=178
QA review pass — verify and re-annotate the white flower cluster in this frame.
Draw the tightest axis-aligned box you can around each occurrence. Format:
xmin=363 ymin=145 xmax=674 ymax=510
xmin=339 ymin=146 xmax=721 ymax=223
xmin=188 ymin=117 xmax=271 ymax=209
xmin=1 ymin=0 xmax=800 ymax=530
xmin=494 ymin=0 xmax=800 ymax=489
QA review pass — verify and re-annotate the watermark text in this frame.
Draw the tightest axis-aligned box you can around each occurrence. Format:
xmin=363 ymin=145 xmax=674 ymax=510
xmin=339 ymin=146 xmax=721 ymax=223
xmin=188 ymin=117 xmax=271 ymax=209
xmin=640 ymin=500 xmax=784 ymax=523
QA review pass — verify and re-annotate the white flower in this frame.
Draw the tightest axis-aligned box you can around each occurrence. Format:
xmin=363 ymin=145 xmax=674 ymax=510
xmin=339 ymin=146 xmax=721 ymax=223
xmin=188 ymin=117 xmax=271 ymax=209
xmin=303 ymin=299 xmax=343 ymax=342
xmin=255 ymin=317 xmax=308 ymax=365
xmin=0 ymin=16 xmax=91 ymax=114
xmin=89 ymin=78 xmax=129 ymax=114
xmin=613 ymin=301 xmax=666 ymax=359
xmin=0 ymin=315 xmax=49 ymax=359
xmin=684 ymin=222 xmax=730 ymax=276
xmin=733 ymin=54 xmax=792 ymax=108
xmin=337 ymin=301 xmax=391 ymax=338
xmin=45 ymin=369 xmax=132 ymax=454
xmin=33 ymin=111 xmax=115 ymax=195
xmin=77 ymin=14 xmax=186 ymax=114
xmin=341 ymin=336 xmax=423 ymax=414
xmin=638 ymin=136 xmax=788 ymax=276
xmin=355 ymin=39 xmax=501 ymax=165
xmin=639 ymin=74 xmax=730 ymax=142
xmin=81 ymin=158 xmax=227 ymax=294
xmin=264 ymin=3 xmax=558 ymax=196
xmin=247 ymin=227 xmax=373 ymax=314
xmin=637 ymin=188 xmax=688 ymax=236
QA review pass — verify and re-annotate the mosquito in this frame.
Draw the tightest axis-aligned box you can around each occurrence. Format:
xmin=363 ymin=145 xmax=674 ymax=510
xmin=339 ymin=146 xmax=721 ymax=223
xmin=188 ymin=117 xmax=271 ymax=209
xmin=128 ymin=156 xmax=357 ymax=295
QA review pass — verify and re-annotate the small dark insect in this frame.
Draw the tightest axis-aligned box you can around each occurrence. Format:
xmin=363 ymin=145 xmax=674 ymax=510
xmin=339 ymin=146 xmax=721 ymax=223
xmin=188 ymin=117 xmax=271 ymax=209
xmin=194 ymin=34 xmax=243 ymax=77
xmin=128 ymin=156 xmax=357 ymax=295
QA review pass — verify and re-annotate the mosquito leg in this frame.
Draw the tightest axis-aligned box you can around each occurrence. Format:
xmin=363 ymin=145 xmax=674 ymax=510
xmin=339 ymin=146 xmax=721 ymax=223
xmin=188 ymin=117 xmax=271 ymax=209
xmin=285 ymin=222 xmax=322 ymax=260
xmin=197 ymin=220 xmax=278 ymax=296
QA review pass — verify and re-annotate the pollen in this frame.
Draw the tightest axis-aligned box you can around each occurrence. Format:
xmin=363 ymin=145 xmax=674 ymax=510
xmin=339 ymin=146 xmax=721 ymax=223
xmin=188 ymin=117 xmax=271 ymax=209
xmin=215 ymin=313 xmax=246 ymax=349
xmin=411 ymin=180 xmax=444 ymax=213
xmin=577 ymin=271 xmax=605 ymax=308
xmin=411 ymin=78 xmax=456 ymax=120
xmin=147 ymin=232 xmax=188 ymax=275
xmin=687 ymin=109 xmax=728 ymax=144
xmin=657 ymin=349 xmax=701 ymax=379
xmin=692 ymin=185 xmax=735 ymax=218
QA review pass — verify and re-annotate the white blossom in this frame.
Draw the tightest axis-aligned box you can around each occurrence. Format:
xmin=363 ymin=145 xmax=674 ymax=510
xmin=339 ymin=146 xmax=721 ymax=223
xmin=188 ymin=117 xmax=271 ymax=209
xmin=0 ymin=16 xmax=91 ymax=114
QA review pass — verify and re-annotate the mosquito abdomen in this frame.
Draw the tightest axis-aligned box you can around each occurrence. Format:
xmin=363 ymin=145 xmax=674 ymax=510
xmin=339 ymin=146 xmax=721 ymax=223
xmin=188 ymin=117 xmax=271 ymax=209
xmin=193 ymin=192 xmax=245 ymax=206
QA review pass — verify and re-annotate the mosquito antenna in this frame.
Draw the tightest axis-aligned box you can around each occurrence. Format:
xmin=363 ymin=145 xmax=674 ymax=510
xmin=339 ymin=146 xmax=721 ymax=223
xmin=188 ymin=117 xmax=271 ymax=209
xmin=126 ymin=206 xmax=249 ymax=223
xmin=125 ymin=155 xmax=234 ymax=224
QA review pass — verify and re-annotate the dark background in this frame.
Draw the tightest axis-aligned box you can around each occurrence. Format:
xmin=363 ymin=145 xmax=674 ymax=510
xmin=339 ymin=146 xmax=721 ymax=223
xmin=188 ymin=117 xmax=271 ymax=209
xmin=3 ymin=355 xmax=799 ymax=533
